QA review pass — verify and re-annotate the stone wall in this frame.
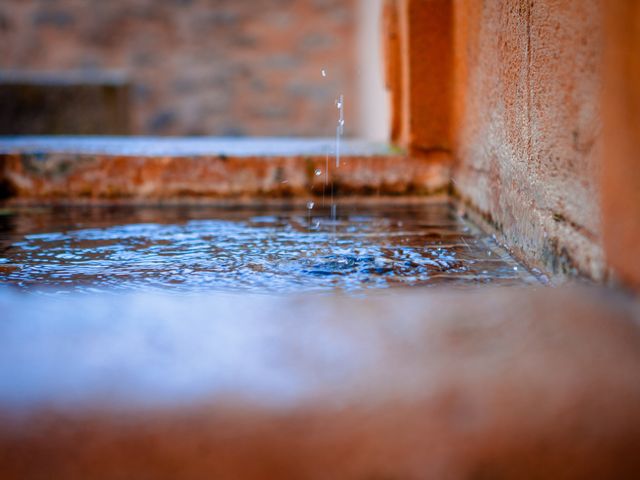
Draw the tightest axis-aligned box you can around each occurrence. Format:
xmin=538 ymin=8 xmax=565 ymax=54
xmin=384 ymin=0 xmax=605 ymax=282
xmin=451 ymin=0 xmax=603 ymax=281
xmin=0 ymin=0 xmax=356 ymax=136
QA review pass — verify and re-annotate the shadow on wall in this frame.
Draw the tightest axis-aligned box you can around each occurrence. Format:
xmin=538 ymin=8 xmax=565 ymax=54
xmin=0 ymin=71 xmax=131 ymax=135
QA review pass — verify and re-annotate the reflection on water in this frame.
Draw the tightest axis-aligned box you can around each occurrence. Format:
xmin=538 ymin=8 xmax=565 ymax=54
xmin=0 ymin=203 xmax=539 ymax=294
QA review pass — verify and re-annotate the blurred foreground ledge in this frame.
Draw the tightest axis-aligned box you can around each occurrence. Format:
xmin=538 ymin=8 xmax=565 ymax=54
xmin=1 ymin=286 xmax=639 ymax=479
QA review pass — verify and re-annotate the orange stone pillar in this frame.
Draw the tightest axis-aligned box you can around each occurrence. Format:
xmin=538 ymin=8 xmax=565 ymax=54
xmin=602 ymin=1 xmax=640 ymax=291
xmin=384 ymin=0 xmax=453 ymax=155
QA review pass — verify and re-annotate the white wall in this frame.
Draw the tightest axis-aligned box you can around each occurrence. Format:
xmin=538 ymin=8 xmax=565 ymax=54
xmin=355 ymin=0 xmax=391 ymax=141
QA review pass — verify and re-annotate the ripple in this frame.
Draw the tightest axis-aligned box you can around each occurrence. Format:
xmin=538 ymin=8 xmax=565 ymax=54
xmin=0 ymin=204 xmax=538 ymax=294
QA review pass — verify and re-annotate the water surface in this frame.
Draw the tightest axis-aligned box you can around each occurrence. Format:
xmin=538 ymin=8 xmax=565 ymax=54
xmin=0 ymin=202 xmax=538 ymax=294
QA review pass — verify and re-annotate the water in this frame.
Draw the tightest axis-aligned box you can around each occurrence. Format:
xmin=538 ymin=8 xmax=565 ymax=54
xmin=335 ymin=94 xmax=344 ymax=168
xmin=0 ymin=203 xmax=538 ymax=295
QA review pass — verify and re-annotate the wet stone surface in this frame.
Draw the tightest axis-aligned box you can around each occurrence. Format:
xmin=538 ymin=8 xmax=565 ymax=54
xmin=0 ymin=202 xmax=539 ymax=294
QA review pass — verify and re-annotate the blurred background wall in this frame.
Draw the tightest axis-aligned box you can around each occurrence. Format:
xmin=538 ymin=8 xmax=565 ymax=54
xmin=0 ymin=0 xmax=388 ymax=138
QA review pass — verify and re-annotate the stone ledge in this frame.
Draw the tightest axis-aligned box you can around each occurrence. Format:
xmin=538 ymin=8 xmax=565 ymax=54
xmin=0 ymin=137 xmax=451 ymax=201
xmin=0 ymin=286 xmax=639 ymax=478
xmin=0 ymin=137 xmax=395 ymax=157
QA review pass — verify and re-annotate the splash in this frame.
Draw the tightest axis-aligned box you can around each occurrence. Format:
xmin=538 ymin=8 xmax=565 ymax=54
xmin=0 ymin=204 xmax=538 ymax=294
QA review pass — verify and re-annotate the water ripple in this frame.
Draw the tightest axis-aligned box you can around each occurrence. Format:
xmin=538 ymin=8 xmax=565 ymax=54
xmin=0 ymin=204 xmax=539 ymax=294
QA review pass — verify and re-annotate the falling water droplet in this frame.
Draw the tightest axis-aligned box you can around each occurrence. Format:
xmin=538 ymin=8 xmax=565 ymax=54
xmin=307 ymin=201 xmax=315 ymax=210
xmin=335 ymin=94 xmax=344 ymax=167
xmin=321 ymin=69 xmax=327 ymax=77
xmin=314 ymin=169 xmax=322 ymax=176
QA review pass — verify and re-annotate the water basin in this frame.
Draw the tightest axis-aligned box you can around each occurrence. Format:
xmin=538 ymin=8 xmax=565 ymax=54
xmin=0 ymin=201 xmax=539 ymax=294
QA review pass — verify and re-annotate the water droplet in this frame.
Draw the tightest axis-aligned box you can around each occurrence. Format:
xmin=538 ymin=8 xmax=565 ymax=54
xmin=321 ymin=69 xmax=327 ymax=77
xmin=513 ymin=266 xmax=518 ymax=271
xmin=314 ymin=169 xmax=322 ymax=176
xmin=307 ymin=201 xmax=315 ymax=210
xmin=335 ymin=94 xmax=344 ymax=167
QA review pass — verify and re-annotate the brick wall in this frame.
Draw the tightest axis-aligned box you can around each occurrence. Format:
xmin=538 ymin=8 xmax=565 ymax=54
xmin=0 ymin=0 xmax=356 ymax=136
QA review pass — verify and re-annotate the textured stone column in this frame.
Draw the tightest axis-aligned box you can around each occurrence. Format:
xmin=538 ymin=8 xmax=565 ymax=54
xmin=384 ymin=0 xmax=453 ymax=154
xmin=602 ymin=0 xmax=640 ymax=291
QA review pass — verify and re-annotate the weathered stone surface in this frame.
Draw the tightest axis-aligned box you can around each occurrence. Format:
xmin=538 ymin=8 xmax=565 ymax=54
xmin=0 ymin=137 xmax=450 ymax=201
xmin=450 ymin=0 xmax=604 ymax=282
xmin=0 ymin=286 xmax=639 ymax=478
